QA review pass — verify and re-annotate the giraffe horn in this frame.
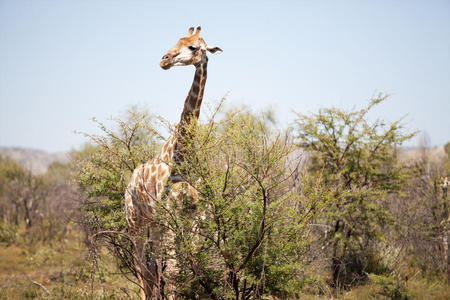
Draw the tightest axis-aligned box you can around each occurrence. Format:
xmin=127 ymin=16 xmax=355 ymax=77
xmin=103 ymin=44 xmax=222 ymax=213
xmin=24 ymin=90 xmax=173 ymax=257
xmin=187 ymin=27 xmax=194 ymax=36
xmin=194 ymin=26 xmax=201 ymax=37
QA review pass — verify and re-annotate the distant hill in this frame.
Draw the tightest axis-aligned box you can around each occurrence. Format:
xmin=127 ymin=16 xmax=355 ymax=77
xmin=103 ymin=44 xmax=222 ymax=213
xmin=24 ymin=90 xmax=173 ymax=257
xmin=399 ymin=145 xmax=446 ymax=164
xmin=0 ymin=147 xmax=70 ymax=174
xmin=0 ymin=145 xmax=445 ymax=175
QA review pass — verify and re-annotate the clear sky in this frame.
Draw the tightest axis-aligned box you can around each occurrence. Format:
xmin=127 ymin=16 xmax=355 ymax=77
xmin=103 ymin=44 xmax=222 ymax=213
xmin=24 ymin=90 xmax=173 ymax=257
xmin=0 ymin=0 xmax=449 ymax=152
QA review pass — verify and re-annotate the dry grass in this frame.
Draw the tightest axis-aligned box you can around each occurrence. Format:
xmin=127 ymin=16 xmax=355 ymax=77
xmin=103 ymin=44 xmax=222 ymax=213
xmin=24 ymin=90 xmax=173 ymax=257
xmin=0 ymin=228 xmax=137 ymax=300
xmin=341 ymin=274 xmax=450 ymax=300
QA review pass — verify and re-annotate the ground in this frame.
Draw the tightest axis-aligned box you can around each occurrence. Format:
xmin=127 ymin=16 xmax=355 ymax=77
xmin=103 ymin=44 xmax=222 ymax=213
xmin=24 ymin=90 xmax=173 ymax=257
xmin=0 ymin=225 xmax=448 ymax=299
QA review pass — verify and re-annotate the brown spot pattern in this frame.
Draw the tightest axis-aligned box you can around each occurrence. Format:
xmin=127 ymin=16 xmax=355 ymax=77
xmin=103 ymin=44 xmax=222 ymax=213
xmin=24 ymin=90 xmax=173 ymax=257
xmin=157 ymin=182 xmax=163 ymax=195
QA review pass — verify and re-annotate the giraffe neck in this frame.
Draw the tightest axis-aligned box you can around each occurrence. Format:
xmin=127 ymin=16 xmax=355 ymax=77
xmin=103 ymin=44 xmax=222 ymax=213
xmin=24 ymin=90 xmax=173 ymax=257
xmin=171 ymin=55 xmax=208 ymax=180
xmin=179 ymin=56 xmax=208 ymax=126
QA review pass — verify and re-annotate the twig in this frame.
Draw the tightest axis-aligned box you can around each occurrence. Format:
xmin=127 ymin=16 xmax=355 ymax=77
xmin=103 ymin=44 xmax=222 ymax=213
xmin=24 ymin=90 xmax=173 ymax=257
xmin=30 ymin=279 xmax=50 ymax=295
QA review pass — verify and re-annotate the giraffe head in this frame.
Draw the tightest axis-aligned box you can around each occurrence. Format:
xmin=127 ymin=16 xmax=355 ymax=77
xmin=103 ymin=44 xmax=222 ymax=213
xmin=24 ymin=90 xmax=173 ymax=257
xmin=160 ymin=26 xmax=223 ymax=70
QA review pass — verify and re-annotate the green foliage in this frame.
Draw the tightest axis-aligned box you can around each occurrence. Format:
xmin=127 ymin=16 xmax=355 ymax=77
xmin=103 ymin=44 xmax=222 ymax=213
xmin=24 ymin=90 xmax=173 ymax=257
xmin=368 ymin=274 xmax=410 ymax=300
xmin=0 ymin=220 xmax=17 ymax=246
xmin=150 ymin=105 xmax=329 ymax=298
xmin=294 ymin=95 xmax=415 ymax=290
xmin=22 ymin=289 xmax=38 ymax=299
xmin=74 ymin=106 xmax=162 ymax=231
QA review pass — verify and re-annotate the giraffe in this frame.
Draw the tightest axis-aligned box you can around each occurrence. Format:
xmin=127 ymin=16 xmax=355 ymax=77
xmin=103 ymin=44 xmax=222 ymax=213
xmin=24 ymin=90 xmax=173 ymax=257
xmin=124 ymin=26 xmax=222 ymax=300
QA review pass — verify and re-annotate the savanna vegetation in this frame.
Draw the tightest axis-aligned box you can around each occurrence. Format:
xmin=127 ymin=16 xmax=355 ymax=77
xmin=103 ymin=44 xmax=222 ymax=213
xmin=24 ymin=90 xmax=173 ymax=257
xmin=0 ymin=96 xmax=449 ymax=299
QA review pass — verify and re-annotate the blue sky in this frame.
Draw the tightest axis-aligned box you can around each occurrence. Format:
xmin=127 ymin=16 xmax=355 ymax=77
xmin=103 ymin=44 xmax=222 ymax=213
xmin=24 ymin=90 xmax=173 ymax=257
xmin=0 ymin=0 xmax=449 ymax=152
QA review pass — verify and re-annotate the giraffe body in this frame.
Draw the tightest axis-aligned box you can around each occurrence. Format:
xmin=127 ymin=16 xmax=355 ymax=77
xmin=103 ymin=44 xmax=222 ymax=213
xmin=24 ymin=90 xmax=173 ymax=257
xmin=125 ymin=128 xmax=177 ymax=233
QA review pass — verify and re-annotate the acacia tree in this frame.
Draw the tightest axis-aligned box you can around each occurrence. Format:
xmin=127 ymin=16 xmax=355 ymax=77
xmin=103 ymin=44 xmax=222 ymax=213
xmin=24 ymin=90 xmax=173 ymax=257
xmin=158 ymin=107 xmax=331 ymax=298
xmin=294 ymin=96 xmax=414 ymax=292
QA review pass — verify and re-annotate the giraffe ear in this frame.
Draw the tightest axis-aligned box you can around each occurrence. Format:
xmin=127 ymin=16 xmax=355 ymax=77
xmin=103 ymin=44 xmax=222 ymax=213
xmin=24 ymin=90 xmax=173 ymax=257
xmin=206 ymin=46 xmax=223 ymax=54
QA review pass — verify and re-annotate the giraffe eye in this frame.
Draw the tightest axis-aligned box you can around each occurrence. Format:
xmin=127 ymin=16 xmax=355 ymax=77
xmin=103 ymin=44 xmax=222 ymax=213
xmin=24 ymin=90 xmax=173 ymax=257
xmin=188 ymin=46 xmax=199 ymax=51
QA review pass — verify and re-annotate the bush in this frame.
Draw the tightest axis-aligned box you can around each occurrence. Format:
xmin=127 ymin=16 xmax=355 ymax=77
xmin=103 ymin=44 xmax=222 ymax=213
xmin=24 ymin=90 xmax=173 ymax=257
xmin=294 ymin=95 xmax=414 ymax=291
xmin=0 ymin=220 xmax=17 ymax=246
xmin=369 ymin=274 xmax=410 ymax=300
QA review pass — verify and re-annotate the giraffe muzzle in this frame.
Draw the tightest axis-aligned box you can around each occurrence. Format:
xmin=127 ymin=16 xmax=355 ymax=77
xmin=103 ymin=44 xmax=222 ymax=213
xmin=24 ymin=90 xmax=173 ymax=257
xmin=160 ymin=55 xmax=172 ymax=70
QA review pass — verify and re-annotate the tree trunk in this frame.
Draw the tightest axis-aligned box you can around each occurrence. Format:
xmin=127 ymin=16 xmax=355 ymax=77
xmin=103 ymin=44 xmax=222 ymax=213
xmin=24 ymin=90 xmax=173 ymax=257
xmin=332 ymin=220 xmax=342 ymax=295
xmin=23 ymin=197 xmax=32 ymax=229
